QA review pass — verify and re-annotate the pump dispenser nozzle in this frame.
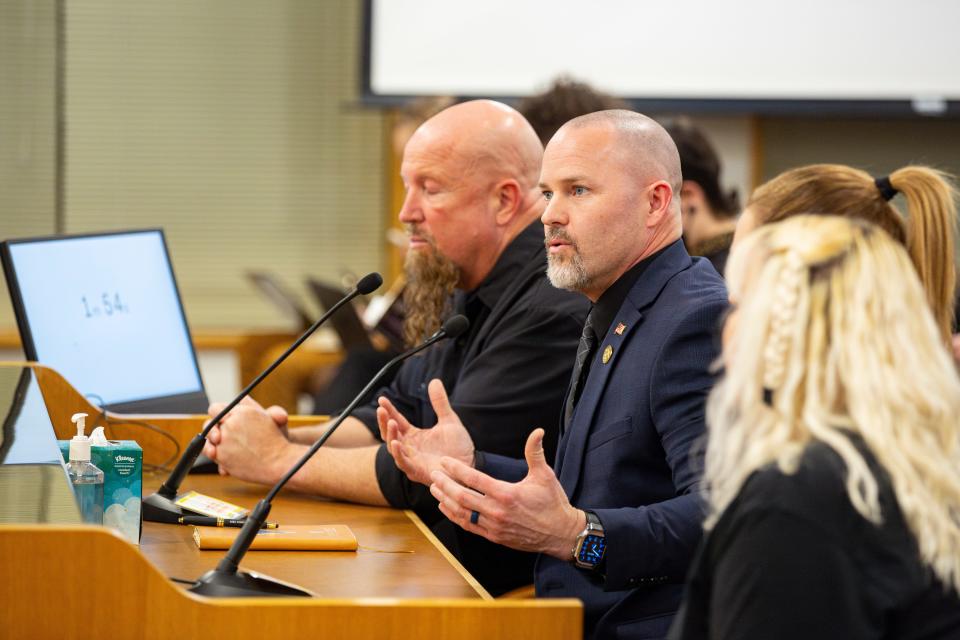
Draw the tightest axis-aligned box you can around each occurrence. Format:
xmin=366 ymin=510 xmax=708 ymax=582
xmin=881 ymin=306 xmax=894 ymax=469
xmin=65 ymin=411 xmax=104 ymax=524
xmin=69 ymin=412 xmax=91 ymax=462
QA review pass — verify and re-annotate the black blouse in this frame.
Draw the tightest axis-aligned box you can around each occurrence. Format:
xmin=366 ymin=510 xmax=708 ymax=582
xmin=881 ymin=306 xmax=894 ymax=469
xmin=669 ymin=437 xmax=960 ymax=640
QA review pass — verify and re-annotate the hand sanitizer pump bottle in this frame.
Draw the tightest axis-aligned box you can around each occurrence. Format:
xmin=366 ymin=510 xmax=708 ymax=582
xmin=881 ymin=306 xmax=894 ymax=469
xmin=66 ymin=412 xmax=104 ymax=524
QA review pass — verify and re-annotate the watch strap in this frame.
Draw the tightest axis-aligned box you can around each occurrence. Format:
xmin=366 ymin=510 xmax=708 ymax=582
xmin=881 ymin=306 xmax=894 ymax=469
xmin=584 ymin=511 xmax=602 ymax=528
xmin=573 ymin=510 xmax=606 ymax=569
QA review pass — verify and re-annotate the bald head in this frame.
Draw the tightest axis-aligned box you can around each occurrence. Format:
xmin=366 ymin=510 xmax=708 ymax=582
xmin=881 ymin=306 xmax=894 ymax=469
xmin=398 ymin=100 xmax=546 ymax=292
xmin=539 ymin=109 xmax=684 ymax=301
xmin=409 ymin=100 xmax=543 ymax=192
xmin=555 ymin=110 xmax=683 ymax=202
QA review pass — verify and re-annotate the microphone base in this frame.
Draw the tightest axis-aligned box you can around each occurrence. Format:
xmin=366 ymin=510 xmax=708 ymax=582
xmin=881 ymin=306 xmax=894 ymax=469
xmin=143 ymin=491 xmax=200 ymax=524
xmin=188 ymin=568 xmax=313 ymax=598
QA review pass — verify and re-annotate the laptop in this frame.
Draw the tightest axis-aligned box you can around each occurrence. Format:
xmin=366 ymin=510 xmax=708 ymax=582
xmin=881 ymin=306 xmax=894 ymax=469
xmin=246 ymin=271 xmax=314 ymax=332
xmin=0 ymin=229 xmax=209 ymax=415
xmin=0 ymin=366 xmax=83 ymax=524
xmin=308 ymin=277 xmax=406 ymax=352
xmin=306 ymin=278 xmax=375 ymax=350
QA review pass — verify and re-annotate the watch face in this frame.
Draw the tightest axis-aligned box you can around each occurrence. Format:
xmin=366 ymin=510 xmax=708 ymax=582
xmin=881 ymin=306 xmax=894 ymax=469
xmin=578 ymin=534 xmax=606 ymax=565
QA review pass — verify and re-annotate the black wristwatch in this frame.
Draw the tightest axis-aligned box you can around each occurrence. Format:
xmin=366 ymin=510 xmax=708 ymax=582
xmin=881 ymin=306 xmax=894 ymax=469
xmin=572 ymin=511 xmax=606 ymax=570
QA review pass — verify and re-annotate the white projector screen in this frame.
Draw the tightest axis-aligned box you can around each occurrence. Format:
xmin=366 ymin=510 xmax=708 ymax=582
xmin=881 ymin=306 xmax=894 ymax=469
xmin=364 ymin=0 xmax=960 ymax=113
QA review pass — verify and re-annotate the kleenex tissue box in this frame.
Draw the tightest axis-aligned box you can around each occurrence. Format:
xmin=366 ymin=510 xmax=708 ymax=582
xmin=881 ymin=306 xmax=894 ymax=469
xmin=59 ymin=435 xmax=142 ymax=544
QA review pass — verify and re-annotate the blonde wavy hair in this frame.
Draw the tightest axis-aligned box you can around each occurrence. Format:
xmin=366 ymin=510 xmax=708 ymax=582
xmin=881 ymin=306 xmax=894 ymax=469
xmin=705 ymin=214 xmax=960 ymax=593
xmin=747 ymin=164 xmax=958 ymax=343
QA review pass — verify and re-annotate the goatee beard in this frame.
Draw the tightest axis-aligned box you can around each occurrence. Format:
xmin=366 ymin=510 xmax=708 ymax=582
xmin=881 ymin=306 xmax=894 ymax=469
xmin=402 ymin=239 xmax=460 ymax=347
xmin=545 ymin=227 xmax=589 ymax=292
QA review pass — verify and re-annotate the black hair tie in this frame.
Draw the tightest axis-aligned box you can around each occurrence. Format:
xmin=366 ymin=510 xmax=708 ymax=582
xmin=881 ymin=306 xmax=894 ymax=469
xmin=762 ymin=387 xmax=774 ymax=406
xmin=874 ymin=176 xmax=898 ymax=201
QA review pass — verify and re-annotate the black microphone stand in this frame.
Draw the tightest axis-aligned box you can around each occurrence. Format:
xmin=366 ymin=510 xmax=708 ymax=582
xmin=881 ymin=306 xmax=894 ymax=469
xmin=188 ymin=314 xmax=469 ymax=597
xmin=143 ymin=272 xmax=383 ymax=524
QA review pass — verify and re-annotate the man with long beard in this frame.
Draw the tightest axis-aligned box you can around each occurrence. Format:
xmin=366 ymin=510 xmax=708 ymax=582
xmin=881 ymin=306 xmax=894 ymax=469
xmin=202 ymin=100 xmax=588 ymax=594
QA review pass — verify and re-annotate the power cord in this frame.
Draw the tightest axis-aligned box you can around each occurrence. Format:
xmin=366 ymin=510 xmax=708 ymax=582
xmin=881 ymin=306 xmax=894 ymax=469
xmin=84 ymin=393 xmax=182 ymax=472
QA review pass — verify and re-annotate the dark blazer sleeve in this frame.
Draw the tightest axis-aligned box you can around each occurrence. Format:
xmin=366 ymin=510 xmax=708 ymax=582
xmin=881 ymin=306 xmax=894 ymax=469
xmin=594 ymin=299 xmax=723 ymax=590
xmin=476 ymin=451 xmax=528 ymax=483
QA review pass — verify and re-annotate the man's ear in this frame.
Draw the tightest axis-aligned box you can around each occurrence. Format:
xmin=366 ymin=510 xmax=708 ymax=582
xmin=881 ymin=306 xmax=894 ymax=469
xmin=491 ymin=180 xmax=522 ymax=226
xmin=646 ymin=181 xmax=675 ymax=228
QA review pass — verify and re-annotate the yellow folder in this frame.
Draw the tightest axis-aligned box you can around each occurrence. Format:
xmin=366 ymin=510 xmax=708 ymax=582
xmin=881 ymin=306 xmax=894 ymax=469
xmin=193 ymin=524 xmax=358 ymax=551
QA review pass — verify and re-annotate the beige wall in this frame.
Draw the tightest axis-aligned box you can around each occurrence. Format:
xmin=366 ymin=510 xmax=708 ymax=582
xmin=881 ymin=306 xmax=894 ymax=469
xmin=662 ymin=115 xmax=960 ymax=216
xmin=1 ymin=0 xmax=387 ymax=331
xmin=0 ymin=0 xmax=58 ymax=327
xmin=65 ymin=0 xmax=387 ymax=329
xmin=760 ymin=117 xmax=960 ymax=181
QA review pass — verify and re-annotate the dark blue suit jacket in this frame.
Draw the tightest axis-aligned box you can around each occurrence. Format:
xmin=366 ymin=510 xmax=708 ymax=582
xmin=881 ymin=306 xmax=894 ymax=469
xmin=480 ymin=241 xmax=727 ymax=639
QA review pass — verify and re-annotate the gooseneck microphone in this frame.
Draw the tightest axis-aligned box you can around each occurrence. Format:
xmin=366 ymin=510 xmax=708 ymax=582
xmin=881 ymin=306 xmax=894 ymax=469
xmin=143 ymin=272 xmax=384 ymax=524
xmin=188 ymin=314 xmax=470 ymax=597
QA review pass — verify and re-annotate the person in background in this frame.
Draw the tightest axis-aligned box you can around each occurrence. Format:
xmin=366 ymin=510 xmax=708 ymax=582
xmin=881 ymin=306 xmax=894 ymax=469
xmin=670 ymin=215 xmax=960 ymax=639
xmin=663 ymin=119 xmax=740 ymax=274
xmin=517 ymin=76 xmax=629 ymax=146
xmin=736 ymin=163 xmax=958 ymax=345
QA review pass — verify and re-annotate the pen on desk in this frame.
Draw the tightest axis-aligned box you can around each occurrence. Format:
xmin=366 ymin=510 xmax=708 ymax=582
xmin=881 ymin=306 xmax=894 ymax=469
xmin=178 ymin=516 xmax=279 ymax=529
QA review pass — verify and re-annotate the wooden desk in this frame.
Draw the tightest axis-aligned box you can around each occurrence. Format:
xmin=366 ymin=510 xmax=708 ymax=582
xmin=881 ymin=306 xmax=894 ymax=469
xmin=141 ymin=473 xmax=486 ymax=599
xmin=0 ymin=363 xmax=584 ymax=639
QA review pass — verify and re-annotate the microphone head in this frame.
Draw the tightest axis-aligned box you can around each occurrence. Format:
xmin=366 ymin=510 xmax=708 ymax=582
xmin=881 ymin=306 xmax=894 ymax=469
xmin=355 ymin=272 xmax=383 ymax=295
xmin=440 ymin=314 xmax=470 ymax=339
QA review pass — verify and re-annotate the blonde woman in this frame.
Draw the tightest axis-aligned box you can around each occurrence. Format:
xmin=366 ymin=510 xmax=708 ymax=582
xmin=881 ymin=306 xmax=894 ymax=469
xmin=670 ymin=215 xmax=960 ymax=639
xmin=735 ymin=164 xmax=957 ymax=344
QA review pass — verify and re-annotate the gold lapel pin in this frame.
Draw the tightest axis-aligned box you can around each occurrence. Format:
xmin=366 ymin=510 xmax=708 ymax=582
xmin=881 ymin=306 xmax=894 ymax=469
xmin=614 ymin=322 xmax=626 ymax=335
xmin=602 ymin=345 xmax=614 ymax=364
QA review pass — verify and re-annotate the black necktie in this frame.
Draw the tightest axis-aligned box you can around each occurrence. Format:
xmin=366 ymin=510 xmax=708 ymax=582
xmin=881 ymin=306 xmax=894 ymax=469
xmin=563 ymin=312 xmax=597 ymax=432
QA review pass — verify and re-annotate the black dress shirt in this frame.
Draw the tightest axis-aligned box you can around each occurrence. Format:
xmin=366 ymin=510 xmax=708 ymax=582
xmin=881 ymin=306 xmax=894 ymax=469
xmin=590 ymin=247 xmax=665 ymax=341
xmin=350 ymin=221 xmax=589 ymax=594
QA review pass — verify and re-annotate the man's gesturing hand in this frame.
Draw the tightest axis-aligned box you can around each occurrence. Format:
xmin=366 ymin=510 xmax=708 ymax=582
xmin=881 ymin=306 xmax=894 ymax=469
xmin=429 ymin=428 xmax=585 ymax=560
xmin=377 ymin=378 xmax=475 ymax=486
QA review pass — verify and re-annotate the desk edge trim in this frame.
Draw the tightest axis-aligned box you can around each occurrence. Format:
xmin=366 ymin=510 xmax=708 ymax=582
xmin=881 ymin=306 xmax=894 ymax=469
xmin=402 ymin=509 xmax=493 ymax=601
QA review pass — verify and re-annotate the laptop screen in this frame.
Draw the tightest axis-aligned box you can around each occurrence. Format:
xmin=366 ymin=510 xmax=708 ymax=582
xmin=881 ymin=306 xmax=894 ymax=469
xmin=1 ymin=229 xmax=208 ymax=413
xmin=0 ymin=367 xmax=66 ymax=465
xmin=0 ymin=366 xmax=83 ymax=524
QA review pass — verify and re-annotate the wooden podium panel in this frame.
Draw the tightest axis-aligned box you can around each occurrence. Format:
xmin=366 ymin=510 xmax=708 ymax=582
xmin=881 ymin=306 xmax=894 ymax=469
xmin=0 ymin=526 xmax=581 ymax=640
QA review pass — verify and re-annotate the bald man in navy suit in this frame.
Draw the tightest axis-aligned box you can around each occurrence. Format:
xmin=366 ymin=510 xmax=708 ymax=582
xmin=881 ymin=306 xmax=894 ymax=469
xmin=378 ymin=110 xmax=727 ymax=639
